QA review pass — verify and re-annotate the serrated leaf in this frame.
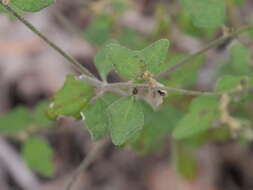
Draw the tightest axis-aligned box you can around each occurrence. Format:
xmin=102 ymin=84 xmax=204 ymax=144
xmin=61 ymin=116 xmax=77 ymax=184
xmin=84 ymin=15 xmax=113 ymax=46
xmin=0 ymin=107 xmax=33 ymax=134
xmin=47 ymin=75 xmax=94 ymax=119
xmin=11 ymin=0 xmax=54 ymax=12
xmin=138 ymin=39 xmax=169 ymax=74
xmin=82 ymin=98 xmax=109 ymax=140
xmin=22 ymin=137 xmax=54 ymax=177
xmin=107 ymin=97 xmax=144 ymax=146
xmin=106 ymin=43 xmax=141 ymax=79
xmin=181 ymin=0 xmax=225 ymax=28
xmin=230 ymin=43 xmax=251 ymax=75
xmin=173 ymin=96 xmax=219 ymax=139
xmin=215 ymin=75 xmax=246 ymax=92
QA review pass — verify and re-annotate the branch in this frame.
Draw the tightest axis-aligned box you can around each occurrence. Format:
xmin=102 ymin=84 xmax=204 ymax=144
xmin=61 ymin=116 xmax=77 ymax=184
xmin=65 ymin=138 xmax=109 ymax=190
xmin=156 ymin=23 xmax=253 ymax=80
xmin=0 ymin=2 xmax=95 ymax=78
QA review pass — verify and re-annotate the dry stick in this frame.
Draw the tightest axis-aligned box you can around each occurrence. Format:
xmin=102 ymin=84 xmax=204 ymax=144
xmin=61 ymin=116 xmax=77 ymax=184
xmin=156 ymin=24 xmax=253 ymax=80
xmin=65 ymin=138 xmax=109 ymax=190
xmin=0 ymin=2 xmax=96 ymax=79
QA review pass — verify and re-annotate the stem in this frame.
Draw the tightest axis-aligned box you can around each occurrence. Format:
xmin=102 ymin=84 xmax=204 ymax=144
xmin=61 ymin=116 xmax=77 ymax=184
xmin=0 ymin=2 xmax=95 ymax=78
xmin=65 ymin=138 xmax=109 ymax=190
xmin=108 ymin=82 xmax=242 ymax=96
xmin=156 ymin=23 xmax=253 ymax=80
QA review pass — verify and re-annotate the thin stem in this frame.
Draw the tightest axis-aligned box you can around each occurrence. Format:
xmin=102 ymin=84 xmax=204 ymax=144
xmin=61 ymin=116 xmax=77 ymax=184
xmin=65 ymin=138 xmax=109 ymax=190
xmin=108 ymin=82 xmax=242 ymax=96
xmin=76 ymin=75 xmax=102 ymax=88
xmin=0 ymin=2 xmax=95 ymax=78
xmin=156 ymin=23 xmax=253 ymax=80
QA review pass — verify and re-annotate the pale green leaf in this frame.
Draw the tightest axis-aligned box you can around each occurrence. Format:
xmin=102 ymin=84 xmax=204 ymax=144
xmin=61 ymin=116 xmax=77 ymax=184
xmin=0 ymin=107 xmax=32 ymax=134
xmin=176 ymin=145 xmax=198 ymax=180
xmin=22 ymin=137 xmax=54 ymax=177
xmin=84 ymin=15 xmax=113 ymax=46
xmin=215 ymin=75 xmax=247 ymax=92
xmin=230 ymin=43 xmax=251 ymax=75
xmin=33 ymin=101 xmax=53 ymax=127
xmin=111 ymin=0 xmax=128 ymax=14
xmin=118 ymin=28 xmax=148 ymax=49
xmin=11 ymin=0 xmax=54 ymax=12
xmin=181 ymin=0 xmax=225 ymax=28
xmin=47 ymin=75 xmax=94 ymax=119
xmin=106 ymin=43 xmax=141 ymax=79
xmin=173 ymin=96 xmax=219 ymax=139
xmin=107 ymin=97 xmax=144 ymax=146
xmin=138 ymin=39 xmax=169 ymax=74
xmin=95 ymin=43 xmax=116 ymax=80
xmin=131 ymin=102 xmax=182 ymax=154
xmin=82 ymin=98 xmax=109 ymax=140
xmin=164 ymin=54 xmax=204 ymax=88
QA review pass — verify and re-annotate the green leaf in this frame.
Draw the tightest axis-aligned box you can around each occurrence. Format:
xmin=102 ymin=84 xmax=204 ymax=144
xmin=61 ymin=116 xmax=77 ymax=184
xmin=0 ymin=107 xmax=32 ymax=135
xmin=164 ymin=54 xmax=204 ymax=88
xmin=107 ymin=97 xmax=144 ymax=146
xmin=215 ymin=75 xmax=247 ymax=92
xmin=173 ymin=96 xmax=219 ymax=139
xmin=22 ymin=137 xmax=54 ymax=177
xmin=178 ymin=11 xmax=216 ymax=38
xmin=106 ymin=43 xmax=141 ymax=79
xmin=84 ymin=15 xmax=113 ymax=46
xmin=82 ymin=98 xmax=109 ymax=140
xmin=181 ymin=0 xmax=225 ymax=28
xmin=47 ymin=75 xmax=94 ymax=119
xmin=11 ymin=0 xmax=54 ymax=12
xmin=230 ymin=43 xmax=251 ymax=75
xmin=111 ymin=0 xmax=128 ymax=14
xmin=138 ymin=39 xmax=169 ymax=74
xmin=176 ymin=144 xmax=198 ymax=180
xmin=0 ymin=101 xmax=53 ymax=135
xmin=95 ymin=43 xmax=115 ymax=80
xmin=118 ymin=28 xmax=148 ymax=49
xmin=33 ymin=101 xmax=53 ymax=127
xmin=131 ymin=102 xmax=182 ymax=154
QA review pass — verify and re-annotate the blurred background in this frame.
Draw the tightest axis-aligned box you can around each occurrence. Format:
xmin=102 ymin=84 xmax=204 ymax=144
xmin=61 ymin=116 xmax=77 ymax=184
xmin=1 ymin=0 xmax=253 ymax=189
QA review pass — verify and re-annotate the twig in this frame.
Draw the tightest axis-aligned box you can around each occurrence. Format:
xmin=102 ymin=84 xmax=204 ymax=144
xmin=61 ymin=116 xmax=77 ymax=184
xmin=156 ymin=23 xmax=253 ymax=80
xmin=108 ymin=82 xmax=242 ymax=96
xmin=65 ymin=138 xmax=109 ymax=190
xmin=0 ymin=2 xmax=95 ymax=78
